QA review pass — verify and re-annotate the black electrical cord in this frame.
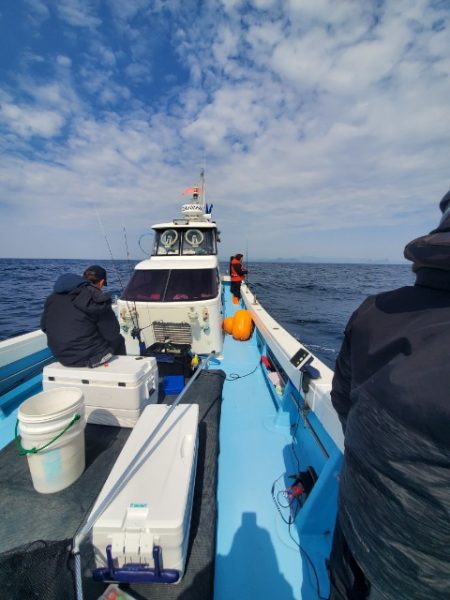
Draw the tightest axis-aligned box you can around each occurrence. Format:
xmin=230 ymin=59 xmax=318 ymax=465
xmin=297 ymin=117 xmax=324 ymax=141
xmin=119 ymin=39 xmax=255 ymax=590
xmin=287 ymin=521 xmax=329 ymax=600
xmin=225 ymin=364 xmax=259 ymax=381
xmin=291 ymin=409 xmax=302 ymax=473
xmin=271 ymin=478 xmax=328 ymax=600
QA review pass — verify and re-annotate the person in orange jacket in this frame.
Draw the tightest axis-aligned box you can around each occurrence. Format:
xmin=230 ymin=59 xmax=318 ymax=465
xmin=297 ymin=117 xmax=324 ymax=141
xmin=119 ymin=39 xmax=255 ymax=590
xmin=229 ymin=253 xmax=248 ymax=301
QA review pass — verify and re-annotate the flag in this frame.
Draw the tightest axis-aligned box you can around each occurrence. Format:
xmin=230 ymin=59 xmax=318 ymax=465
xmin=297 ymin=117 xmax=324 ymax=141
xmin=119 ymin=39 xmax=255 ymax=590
xmin=182 ymin=187 xmax=199 ymax=195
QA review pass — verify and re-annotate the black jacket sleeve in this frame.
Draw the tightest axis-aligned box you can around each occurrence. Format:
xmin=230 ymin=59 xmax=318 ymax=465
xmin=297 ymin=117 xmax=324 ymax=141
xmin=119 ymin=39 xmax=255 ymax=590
xmin=96 ymin=308 xmax=122 ymax=343
xmin=73 ymin=286 xmax=112 ymax=317
xmin=330 ymin=322 xmax=353 ymax=433
xmin=40 ymin=299 xmax=49 ymax=332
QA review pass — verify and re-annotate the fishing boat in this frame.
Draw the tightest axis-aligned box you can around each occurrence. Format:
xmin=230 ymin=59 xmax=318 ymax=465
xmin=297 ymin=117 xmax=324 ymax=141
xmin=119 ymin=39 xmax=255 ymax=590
xmin=0 ymin=173 xmax=344 ymax=600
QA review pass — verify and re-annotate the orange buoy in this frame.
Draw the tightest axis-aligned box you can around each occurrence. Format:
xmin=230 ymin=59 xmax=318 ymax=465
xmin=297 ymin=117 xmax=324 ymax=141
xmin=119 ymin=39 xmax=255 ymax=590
xmin=232 ymin=309 xmax=253 ymax=341
xmin=232 ymin=296 xmax=239 ymax=305
xmin=222 ymin=316 xmax=234 ymax=334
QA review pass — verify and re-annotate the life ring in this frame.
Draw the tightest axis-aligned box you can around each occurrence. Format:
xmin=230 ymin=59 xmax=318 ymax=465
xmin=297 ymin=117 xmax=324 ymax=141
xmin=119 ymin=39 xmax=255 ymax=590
xmin=184 ymin=229 xmax=204 ymax=248
xmin=161 ymin=229 xmax=179 ymax=248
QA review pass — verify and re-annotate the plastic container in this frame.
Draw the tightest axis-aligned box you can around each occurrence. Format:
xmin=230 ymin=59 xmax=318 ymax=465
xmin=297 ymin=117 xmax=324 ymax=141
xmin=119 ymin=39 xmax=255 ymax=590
xmin=92 ymin=404 xmax=199 ymax=581
xmin=43 ymin=356 xmax=158 ymax=428
xmin=163 ymin=375 xmax=185 ymax=395
xmin=17 ymin=388 xmax=86 ymax=494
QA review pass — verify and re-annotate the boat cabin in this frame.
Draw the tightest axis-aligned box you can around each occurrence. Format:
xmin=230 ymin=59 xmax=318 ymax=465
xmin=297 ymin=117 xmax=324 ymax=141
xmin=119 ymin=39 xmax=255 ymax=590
xmin=117 ymin=199 xmax=223 ymax=356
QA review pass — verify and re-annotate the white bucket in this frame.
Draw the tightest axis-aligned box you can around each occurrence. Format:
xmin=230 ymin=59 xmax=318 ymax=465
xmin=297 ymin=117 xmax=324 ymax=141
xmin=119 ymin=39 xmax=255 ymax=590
xmin=17 ymin=387 xmax=86 ymax=494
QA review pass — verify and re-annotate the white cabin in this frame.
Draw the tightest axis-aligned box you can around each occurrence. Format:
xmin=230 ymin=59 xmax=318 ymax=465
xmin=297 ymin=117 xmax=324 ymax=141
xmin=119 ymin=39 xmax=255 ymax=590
xmin=117 ymin=188 xmax=224 ymax=356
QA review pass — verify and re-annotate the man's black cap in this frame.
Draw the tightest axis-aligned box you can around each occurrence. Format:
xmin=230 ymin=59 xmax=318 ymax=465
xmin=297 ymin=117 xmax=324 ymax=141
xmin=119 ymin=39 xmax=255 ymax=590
xmin=84 ymin=265 xmax=107 ymax=285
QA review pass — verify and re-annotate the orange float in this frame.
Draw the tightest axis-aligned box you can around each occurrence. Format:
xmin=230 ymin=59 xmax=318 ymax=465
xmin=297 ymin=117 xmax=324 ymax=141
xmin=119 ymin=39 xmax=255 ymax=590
xmin=232 ymin=310 xmax=253 ymax=341
xmin=222 ymin=316 xmax=234 ymax=334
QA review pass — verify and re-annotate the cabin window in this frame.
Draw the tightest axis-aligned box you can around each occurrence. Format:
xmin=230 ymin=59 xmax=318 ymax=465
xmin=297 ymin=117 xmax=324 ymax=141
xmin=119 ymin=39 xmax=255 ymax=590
xmin=121 ymin=269 xmax=219 ymax=302
xmin=152 ymin=228 xmax=216 ymax=256
xmin=154 ymin=229 xmax=181 ymax=256
xmin=121 ymin=270 xmax=168 ymax=301
xmin=181 ymin=228 xmax=216 ymax=255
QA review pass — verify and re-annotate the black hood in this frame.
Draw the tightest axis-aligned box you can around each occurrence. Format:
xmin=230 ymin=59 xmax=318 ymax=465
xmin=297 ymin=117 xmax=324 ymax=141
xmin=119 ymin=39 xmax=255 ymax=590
xmin=404 ymin=190 xmax=450 ymax=272
xmin=53 ymin=274 xmax=87 ymax=293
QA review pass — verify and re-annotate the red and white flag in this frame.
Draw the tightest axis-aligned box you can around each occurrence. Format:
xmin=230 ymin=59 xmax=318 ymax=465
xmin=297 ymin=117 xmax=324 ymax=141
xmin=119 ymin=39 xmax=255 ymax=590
xmin=182 ymin=187 xmax=199 ymax=195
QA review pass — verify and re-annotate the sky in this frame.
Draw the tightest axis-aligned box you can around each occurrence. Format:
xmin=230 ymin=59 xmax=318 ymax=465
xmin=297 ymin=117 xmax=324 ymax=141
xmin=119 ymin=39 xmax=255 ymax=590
xmin=0 ymin=0 xmax=449 ymax=263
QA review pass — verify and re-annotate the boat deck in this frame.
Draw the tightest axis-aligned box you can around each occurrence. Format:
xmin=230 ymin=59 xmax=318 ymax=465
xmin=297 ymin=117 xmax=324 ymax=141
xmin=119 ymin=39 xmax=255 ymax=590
xmin=0 ymin=288 xmax=335 ymax=600
xmin=214 ymin=291 xmax=330 ymax=600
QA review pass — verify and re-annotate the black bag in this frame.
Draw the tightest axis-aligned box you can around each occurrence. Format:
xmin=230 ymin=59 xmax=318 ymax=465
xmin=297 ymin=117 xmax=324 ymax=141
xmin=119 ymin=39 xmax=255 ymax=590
xmin=144 ymin=343 xmax=193 ymax=377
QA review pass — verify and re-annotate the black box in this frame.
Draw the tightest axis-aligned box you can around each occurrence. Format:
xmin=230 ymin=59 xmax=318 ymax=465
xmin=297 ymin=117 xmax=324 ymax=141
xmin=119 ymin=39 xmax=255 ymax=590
xmin=144 ymin=343 xmax=193 ymax=378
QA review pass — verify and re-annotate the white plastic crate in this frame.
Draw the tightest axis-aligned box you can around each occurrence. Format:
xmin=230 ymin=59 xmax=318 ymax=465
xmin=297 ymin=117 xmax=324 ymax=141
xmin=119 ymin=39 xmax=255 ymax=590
xmin=43 ymin=356 xmax=158 ymax=428
xmin=91 ymin=403 xmax=199 ymax=583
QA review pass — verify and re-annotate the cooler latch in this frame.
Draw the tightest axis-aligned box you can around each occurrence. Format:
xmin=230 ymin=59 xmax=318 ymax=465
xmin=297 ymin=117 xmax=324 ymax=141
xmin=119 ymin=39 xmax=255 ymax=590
xmin=92 ymin=544 xmax=180 ymax=584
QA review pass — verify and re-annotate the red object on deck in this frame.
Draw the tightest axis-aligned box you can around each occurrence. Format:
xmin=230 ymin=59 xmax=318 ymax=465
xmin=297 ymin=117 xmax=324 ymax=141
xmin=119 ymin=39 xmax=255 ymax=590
xmin=261 ymin=356 xmax=272 ymax=370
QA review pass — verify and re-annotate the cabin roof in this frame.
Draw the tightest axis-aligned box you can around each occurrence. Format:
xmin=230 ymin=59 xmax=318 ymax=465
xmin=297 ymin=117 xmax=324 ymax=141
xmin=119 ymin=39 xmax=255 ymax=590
xmin=134 ymin=256 xmax=219 ymax=270
xmin=152 ymin=221 xmax=217 ymax=230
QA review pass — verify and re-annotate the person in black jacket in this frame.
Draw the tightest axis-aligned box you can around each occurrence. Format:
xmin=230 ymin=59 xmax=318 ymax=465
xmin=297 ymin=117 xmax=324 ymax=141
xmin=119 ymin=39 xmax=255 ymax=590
xmin=328 ymin=191 xmax=450 ymax=600
xmin=41 ymin=265 xmax=126 ymax=368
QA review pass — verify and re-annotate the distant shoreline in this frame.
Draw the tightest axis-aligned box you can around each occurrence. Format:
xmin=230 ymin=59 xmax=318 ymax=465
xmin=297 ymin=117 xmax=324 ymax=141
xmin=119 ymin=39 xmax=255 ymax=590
xmin=0 ymin=257 xmax=409 ymax=266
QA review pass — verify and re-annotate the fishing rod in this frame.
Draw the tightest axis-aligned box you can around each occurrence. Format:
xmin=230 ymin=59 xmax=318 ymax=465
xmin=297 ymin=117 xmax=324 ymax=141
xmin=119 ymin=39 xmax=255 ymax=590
xmin=95 ymin=206 xmax=143 ymax=349
xmin=122 ymin=225 xmax=146 ymax=353
xmin=123 ymin=226 xmax=134 ymax=280
xmin=245 ymin=237 xmax=249 ymax=286
xmin=245 ymin=238 xmax=257 ymax=304
xmin=94 ymin=206 xmax=126 ymax=292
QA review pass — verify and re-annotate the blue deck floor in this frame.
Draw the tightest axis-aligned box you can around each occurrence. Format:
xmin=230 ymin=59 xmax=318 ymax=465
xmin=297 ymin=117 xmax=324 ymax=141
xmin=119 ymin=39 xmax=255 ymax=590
xmin=214 ymin=292 xmax=306 ymax=600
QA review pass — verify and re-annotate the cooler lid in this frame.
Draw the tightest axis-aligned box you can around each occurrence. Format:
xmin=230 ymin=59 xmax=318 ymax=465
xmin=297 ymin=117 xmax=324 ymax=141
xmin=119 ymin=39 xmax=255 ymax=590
xmin=43 ymin=356 xmax=157 ymax=384
xmin=92 ymin=403 xmax=199 ymax=532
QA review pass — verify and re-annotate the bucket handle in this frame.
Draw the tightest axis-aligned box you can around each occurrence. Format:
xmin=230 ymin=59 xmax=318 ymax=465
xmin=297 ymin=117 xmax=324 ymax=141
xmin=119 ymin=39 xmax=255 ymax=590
xmin=15 ymin=414 xmax=81 ymax=456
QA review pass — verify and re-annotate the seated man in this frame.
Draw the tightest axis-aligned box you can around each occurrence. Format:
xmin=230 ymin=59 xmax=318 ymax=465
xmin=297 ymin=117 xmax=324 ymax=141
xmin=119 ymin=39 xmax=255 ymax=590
xmin=41 ymin=265 xmax=126 ymax=368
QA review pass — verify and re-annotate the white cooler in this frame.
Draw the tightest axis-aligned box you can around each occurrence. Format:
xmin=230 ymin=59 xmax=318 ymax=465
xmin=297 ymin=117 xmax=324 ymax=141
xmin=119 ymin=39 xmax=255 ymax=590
xmin=91 ymin=403 xmax=199 ymax=583
xmin=43 ymin=356 xmax=158 ymax=428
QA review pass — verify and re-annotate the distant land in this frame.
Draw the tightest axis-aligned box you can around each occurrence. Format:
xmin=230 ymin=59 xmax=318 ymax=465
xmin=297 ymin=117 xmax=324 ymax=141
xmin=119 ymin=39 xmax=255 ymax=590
xmin=222 ymin=256 xmax=408 ymax=265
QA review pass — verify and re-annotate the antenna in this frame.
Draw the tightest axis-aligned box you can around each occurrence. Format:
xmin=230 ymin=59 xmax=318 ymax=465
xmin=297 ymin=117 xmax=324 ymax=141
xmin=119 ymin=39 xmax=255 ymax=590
xmin=199 ymin=166 xmax=205 ymax=210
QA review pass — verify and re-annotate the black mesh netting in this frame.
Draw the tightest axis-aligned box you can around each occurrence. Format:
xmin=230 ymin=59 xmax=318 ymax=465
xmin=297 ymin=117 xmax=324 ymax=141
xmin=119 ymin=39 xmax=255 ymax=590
xmin=0 ymin=538 xmax=75 ymax=600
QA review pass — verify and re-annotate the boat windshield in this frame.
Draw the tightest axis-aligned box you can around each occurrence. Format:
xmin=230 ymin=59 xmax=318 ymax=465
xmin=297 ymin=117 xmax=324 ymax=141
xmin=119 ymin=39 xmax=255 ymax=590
xmin=153 ymin=228 xmax=216 ymax=256
xmin=121 ymin=268 xmax=219 ymax=302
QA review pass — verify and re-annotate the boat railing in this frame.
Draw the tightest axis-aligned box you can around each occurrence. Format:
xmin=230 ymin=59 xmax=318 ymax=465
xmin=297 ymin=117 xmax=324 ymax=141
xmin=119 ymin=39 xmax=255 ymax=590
xmin=240 ymin=282 xmax=344 ymax=453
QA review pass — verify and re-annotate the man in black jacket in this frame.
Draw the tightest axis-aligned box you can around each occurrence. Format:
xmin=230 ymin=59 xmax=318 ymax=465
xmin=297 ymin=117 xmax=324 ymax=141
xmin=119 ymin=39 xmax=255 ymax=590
xmin=41 ymin=265 xmax=126 ymax=368
xmin=329 ymin=192 xmax=450 ymax=600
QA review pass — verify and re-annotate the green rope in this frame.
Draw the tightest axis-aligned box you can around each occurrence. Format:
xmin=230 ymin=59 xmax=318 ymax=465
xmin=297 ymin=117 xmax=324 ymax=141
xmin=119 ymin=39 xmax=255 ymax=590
xmin=15 ymin=414 xmax=81 ymax=456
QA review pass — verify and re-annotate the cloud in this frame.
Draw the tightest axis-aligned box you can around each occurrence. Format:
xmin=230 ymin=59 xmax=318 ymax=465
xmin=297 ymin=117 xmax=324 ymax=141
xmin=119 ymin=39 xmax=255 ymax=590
xmin=24 ymin=0 xmax=50 ymax=24
xmin=56 ymin=0 xmax=102 ymax=28
xmin=0 ymin=102 xmax=65 ymax=138
xmin=125 ymin=62 xmax=151 ymax=81
xmin=0 ymin=0 xmax=449 ymax=262
xmin=56 ymin=55 xmax=72 ymax=68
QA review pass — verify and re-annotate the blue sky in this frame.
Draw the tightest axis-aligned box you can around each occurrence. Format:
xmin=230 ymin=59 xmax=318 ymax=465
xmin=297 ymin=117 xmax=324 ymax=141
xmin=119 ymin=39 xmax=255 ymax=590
xmin=0 ymin=0 xmax=449 ymax=262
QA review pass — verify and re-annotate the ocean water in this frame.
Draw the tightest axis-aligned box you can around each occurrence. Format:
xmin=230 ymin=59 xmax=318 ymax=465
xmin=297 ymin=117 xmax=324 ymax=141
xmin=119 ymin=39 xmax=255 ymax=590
xmin=0 ymin=258 xmax=414 ymax=369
